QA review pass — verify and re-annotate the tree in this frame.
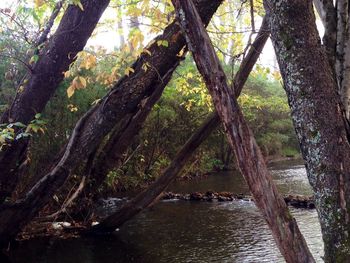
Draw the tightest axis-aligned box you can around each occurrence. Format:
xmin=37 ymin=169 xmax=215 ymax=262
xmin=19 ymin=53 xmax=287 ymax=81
xmin=171 ymin=0 xmax=313 ymax=261
xmin=265 ymin=0 xmax=350 ymax=261
xmin=2 ymin=0 xmax=348 ymax=261
xmin=88 ymin=16 xmax=270 ymax=234
xmin=0 ymin=0 xmax=222 ymax=248
xmin=0 ymin=0 xmax=110 ymax=203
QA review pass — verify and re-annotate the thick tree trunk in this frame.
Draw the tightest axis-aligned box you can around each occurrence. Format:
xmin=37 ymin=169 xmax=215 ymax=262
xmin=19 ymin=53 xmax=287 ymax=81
xmin=0 ymin=0 xmax=222 ymax=248
xmin=265 ymin=0 xmax=350 ymax=261
xmin=87 ymin=17 xmax=269 ymax=234
xmin=0 ymin=0 xmax=110 ymax=203
xmin=171 ymin=1 xmax=314 ymax=262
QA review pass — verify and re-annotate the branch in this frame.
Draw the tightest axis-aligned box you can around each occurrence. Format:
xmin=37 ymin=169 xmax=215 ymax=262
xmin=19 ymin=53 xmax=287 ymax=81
xmin=35 ymin=0 xmax=65 ymax=50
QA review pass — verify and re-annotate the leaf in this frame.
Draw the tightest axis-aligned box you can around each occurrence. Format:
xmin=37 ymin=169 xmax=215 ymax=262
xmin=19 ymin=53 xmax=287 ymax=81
xmin=143 ymin=49 xmax=152 ymax=56
xmin=67 ymin=85 xmax=75 ymax=98
xmin=79 ymin=76 xmax=87 ymax=88
xmin=67 ymin=104 xmax=78 ymax=112
xmin=29 ymin=54 xmax=39 ymax=65
xmin=18 ymin=86 xmax=24 ymax=93
xmin=71 ymin=0 xmax=84 ymax=11
xmin=64 ymin=71 xmax=70 ymax=78
xmin=125 ymin=67 xmax=135 ymax=76
xmin=142 ymin=62 xmax=150 ymax=72
xmin=77 ymin=1 xmax=84 ymax=11
xmin=68 ymin=76 xmax=87 ymax=97
xmin=34 ymin=0 xmax=45 ymax=8
xmin=157 ymin=40 xmax=169 ymax=47
xmin=79 ymin=53 xmax=96 ymax=70
xmin=91 ymin=99 xmax=101 ymax=105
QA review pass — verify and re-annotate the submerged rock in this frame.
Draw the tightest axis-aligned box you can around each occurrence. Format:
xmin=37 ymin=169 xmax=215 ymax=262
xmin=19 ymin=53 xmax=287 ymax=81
xmin=161 ymin=191 xmax=314 ymax=209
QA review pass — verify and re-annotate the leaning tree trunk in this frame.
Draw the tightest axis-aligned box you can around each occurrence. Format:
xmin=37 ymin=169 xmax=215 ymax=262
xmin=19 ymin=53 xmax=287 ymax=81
xmin=87 ymin=16 xmax=269 ymax=234
xmin=264 ymin=0 xmax=350 ymax=261
xmin=85 ymin=58 xmax=181 ymax=196
xmin=0 ymin=0 xmax=223 ymax=248
xmin=86 ymin=16 xmax=269 ymax=199
xmin=170 ymin=0 xmax=314 ymax=262
xmin=0 ymin=0 xmax=110 ymax=204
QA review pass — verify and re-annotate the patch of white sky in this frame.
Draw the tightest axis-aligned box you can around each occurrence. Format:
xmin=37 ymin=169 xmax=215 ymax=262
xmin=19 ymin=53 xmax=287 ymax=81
xmin=1 ymin=0 xmax=325 ymax=71
xmin=85 ymin=4 xmax=326 ymax=72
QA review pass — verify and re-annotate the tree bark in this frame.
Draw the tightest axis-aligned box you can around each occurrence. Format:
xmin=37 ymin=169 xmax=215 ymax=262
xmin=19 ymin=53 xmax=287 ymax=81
xmin=0 ymin=0 xmax=223 ymax=248
xmin=335 ymin=0 xmax=350 ymax=118
xmin=86 ymin=58 xmax=181 ymax=195
xmin=313 ymin=0 xmax=337 ymax=68
xmin=0 ymin=0 xmax=110 ymax=204
xmin=264 ymin=0 xmax=350 ymax=261
xmin=34 ymin=0 xmax=65 ymax=50
xmin=87 ymin=17 xmax=269 ymax=234
xmin=171 ymin=1 xmax=314 ymax=262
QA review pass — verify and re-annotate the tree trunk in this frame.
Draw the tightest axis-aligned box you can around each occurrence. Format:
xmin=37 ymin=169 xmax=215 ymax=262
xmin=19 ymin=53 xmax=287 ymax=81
xmin=87 ymin=16 xmax=269 ymax=234
xmin=86 ymin=58 xmax=181 ymax=195
xmin=0 ymin=0 xmax=223 ymax=248
xmin=313 ymin=0 xmax=337 ymax=68
xmin=265 ymin=0 xmax=350 ymax=261
xmin=0 ymin=0 xmax=110 ymax=204
xmin=171 ymin=0 xmax=314 ymax=262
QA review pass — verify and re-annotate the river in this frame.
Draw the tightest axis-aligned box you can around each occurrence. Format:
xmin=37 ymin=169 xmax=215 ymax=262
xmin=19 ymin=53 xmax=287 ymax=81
xmin=8 ymin=160 xmax=323 ymax=262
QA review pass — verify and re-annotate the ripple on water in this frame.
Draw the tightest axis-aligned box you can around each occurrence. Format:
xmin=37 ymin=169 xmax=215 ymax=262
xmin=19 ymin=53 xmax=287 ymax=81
xmin=9 ymin=161 xmax=324 ymax=263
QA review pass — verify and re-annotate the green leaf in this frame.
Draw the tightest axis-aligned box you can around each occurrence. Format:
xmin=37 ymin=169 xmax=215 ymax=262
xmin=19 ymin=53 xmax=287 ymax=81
xmin=157 ymin=40 xmax=169 ymax=47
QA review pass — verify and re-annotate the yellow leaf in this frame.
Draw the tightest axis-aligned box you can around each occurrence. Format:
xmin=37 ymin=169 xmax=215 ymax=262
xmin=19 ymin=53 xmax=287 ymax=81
xmin=35 ymin=0 xmax=45 ymax=8
xmin=142 ymin=63 xmax=150 ymax=72
xmin=79 ymin=76 xmax=87 ymax=88
xmin=125 ymin=67 xmax=135 ymax=76
xmin=143 ymin=49 xmax=152 ymax=56
xmin=77 ymin=1 xmax=84 ymax=11
xmin=67 ymin=85 xmax=75 ymax=98
xmin=187 ymin=72 xmax=193 ymax=78
xmin=80 ymin=53 xmax=96 ymax=70
xmin=64 ymin=71 xmax=71 ymax=78
xmin=18 ymin=86 xmax=24 ymax=93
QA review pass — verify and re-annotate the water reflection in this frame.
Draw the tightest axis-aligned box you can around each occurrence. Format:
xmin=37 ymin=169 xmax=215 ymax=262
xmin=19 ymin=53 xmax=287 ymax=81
xmin=9 ymin=160 xmax=323 ymax=263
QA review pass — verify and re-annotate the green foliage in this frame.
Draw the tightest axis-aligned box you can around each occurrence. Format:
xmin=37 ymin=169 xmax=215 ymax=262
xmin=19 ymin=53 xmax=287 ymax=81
xmin=0 ymin=0 xmax=299 ymax=193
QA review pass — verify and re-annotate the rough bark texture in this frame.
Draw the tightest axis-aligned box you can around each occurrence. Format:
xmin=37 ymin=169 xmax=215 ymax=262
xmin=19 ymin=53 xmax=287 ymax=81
xmin=265 ymin=0 xmax=350 ymax=261
xmin=87 ymin=59 xmax=181 ymax=194
xmin=313 ymin=0 xmax=337 ymax=68
xmin=172 ymin=0 xmax=315 ymax=262
xmin=0 ymin=0 xmax=110 ymax=203
xmin=88 ymin=17 xmax=269 ymax=234
xmin=34 ymin=0 xmax=65 ymax=49
xmin=0 ymin=0 xmax=222 ymax=248
xmin=335 ymin=0 xmax=350 ymax=118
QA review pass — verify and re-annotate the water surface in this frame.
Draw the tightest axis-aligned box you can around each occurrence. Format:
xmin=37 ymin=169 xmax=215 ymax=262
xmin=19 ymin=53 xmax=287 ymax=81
xmin=9 ymin=160 xmax=323 ymax=262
